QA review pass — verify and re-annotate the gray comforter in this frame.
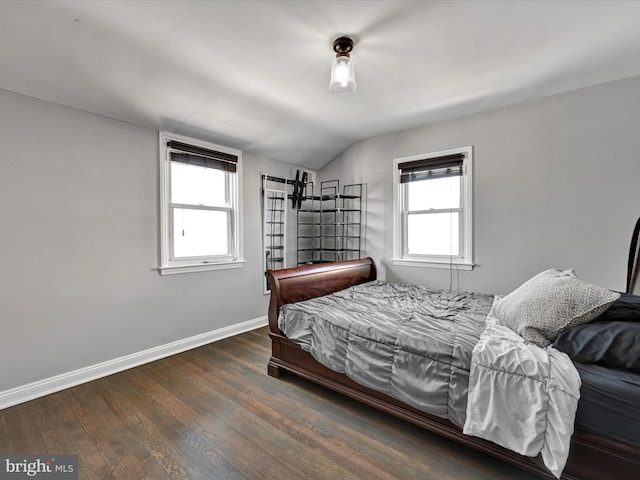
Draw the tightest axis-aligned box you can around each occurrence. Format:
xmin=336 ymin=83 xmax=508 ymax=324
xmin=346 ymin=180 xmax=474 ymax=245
xmin=278 ymin=280 xmax=494 ymax=428
xmin=279 ymin=280 xmax=581 ymax=478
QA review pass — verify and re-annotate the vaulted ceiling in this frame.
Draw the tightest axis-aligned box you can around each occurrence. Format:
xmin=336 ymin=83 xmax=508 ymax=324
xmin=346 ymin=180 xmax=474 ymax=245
xmin=2 ymin=1 xmax=640 ymax=169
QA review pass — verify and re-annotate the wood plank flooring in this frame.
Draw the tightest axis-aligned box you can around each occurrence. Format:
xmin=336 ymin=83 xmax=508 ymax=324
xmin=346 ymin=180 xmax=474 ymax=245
xmin=0 ymin=327 xmax=539 ymax=479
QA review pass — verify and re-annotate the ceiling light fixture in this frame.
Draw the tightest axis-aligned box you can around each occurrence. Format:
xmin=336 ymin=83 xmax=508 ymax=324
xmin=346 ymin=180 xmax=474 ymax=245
xmin=329 ymin=36 xmax=357 ymax=94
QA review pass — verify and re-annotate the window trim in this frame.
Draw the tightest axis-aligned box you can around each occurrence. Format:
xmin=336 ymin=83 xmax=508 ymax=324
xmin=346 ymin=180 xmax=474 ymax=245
xmin=392 ymin=146 xmax=474 ymax=270
xmin=158 ymin=131 xmax=244 ymax=275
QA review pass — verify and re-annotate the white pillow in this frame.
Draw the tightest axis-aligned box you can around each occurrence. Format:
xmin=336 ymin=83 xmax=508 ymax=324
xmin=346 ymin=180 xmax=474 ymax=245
xmin=492 ymin=268 xmax=620 ymax=347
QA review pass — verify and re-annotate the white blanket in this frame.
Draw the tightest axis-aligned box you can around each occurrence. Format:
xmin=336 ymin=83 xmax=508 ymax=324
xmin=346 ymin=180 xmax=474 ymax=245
xmin=463 ymin=311 xmax=581 ymax=478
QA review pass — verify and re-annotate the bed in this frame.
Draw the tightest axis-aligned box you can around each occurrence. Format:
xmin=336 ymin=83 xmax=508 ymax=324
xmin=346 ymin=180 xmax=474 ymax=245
xmin=267 ymin=257 xmax=640 ymax=480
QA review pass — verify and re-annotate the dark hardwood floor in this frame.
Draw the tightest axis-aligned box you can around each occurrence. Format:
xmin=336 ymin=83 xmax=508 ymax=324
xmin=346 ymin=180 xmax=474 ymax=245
xmin=0 ymin=327 xmax=539 ymax=479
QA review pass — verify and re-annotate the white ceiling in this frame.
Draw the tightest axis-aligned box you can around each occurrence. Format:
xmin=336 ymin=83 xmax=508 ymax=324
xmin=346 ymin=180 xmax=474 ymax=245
xmin=2 ymin=1 xmax=640 ymax=170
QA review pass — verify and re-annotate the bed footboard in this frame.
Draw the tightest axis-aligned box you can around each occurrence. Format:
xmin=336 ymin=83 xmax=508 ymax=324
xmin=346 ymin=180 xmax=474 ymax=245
xmin=267 ymin=257 xmax=377 ymax=336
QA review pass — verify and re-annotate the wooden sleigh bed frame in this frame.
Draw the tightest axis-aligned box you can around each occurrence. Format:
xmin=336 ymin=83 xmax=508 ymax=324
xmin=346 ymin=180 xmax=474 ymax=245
xmin=267 ymin=257 xmax=640 ymax=480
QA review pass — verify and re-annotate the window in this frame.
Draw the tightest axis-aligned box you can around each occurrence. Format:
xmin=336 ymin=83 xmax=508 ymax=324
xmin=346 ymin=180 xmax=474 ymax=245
xmin=393 ymin=146 xmax=473 ymax=270
xmin=159 ymin=132 xmax=243 ymax=275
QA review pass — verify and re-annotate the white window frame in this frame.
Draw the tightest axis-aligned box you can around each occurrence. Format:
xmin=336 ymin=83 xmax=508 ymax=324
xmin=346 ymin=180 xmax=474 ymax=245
xmin=392 ymin=146 xmax=474 ymax=270
xmin=158 ymin=131 xmax=244 ymax=275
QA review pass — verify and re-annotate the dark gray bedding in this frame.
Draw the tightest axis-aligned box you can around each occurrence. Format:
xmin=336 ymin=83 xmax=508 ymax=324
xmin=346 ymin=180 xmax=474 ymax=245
xmin=553 ymin=320 xmax=640 ymax=371
xmin=573 ymin=362 xmax=640 ymax=448
xmin=278 ymin=280 xmax=494 ymax=428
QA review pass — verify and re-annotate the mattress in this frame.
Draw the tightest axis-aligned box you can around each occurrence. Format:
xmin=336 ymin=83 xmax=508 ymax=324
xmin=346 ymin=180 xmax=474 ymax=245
xmin=573 ymin=362 xmax=640 ymax=448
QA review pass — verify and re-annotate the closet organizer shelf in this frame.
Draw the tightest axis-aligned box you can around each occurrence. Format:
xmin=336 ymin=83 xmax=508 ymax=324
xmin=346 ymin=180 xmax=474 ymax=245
xmin=296 ymin=182 xmax=321 ymax=265
xmin=296 ymin=180 xmax=362 ymax=265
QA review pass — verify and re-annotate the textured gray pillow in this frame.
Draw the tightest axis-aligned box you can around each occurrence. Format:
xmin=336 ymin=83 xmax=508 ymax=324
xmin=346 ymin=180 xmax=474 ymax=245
xmin=492 ymin=268 xmax=620 ymax=347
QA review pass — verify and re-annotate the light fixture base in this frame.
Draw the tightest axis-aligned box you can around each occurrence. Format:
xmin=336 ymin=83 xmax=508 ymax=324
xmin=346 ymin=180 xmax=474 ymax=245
xmin=333 ymin=37 xmax=354 ymax=57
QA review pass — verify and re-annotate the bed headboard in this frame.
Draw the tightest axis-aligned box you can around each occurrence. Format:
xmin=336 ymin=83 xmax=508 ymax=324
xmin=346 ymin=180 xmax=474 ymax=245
xmin=267 ymin=257 xmax=377 ymax=335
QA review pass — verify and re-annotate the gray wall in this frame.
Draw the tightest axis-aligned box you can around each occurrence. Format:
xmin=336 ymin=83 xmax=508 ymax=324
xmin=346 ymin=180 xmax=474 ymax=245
xmin=0 ymin=89 xmax=305 ymax=392
xmin=321 ymin=75 xmax=640 ymax=295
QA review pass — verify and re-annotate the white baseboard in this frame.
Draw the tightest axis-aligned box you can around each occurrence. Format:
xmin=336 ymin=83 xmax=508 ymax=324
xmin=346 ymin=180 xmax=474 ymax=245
xmin=0 ymin=316 xmax=268 ymax=411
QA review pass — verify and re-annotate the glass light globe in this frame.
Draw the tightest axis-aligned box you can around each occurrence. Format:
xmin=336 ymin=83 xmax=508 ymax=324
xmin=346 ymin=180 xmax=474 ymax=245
xmin=329 ymin=55 xmax=357 ymax=94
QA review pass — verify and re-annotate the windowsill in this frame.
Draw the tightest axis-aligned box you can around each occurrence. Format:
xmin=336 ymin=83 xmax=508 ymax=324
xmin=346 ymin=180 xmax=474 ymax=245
xmin=158 ymin=260 xmax=245 ymax=275
xmin=392 ymin=258 xmax=474 ymax=271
